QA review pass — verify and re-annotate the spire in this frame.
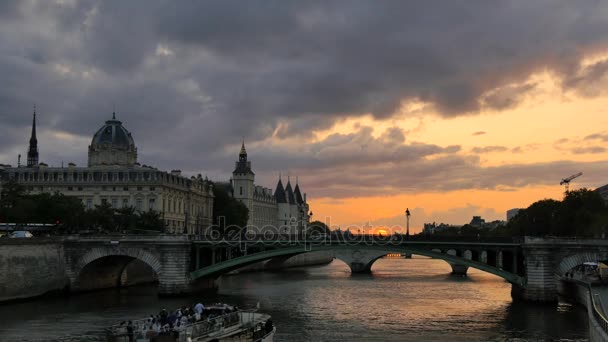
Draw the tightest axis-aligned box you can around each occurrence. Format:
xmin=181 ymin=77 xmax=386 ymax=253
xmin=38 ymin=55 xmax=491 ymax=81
xmin=112 ymin=111 xmax=116 ymax=120
xmin=239 ymin=139 xmax=247 ymax=158
xmin=233 ymin=139 xmax=254 ymax=175
xmin=27 ymin=108 xmax=39 ymax=167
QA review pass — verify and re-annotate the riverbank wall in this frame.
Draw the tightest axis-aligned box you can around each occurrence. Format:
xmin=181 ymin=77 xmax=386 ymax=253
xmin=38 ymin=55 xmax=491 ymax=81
xmin=0 ymin=238 xmax=69 ymax=302
xmin=558 ymin=280 xmax=608 ymax=342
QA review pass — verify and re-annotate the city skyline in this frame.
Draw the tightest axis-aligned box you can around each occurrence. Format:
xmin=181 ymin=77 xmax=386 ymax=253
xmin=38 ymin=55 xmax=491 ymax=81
xmin=2 ymin=2 xmax=608 ymax=231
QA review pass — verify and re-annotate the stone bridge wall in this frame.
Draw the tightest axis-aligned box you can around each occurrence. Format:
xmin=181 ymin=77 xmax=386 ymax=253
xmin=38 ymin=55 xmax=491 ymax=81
xmin=63 ymin=236 xmax=193 ymax=295
xmin=0 ymin=238 xmax=69 ymax=302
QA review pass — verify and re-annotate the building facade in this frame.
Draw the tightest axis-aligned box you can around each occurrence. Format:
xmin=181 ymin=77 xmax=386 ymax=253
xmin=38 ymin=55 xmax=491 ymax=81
xmin=0 ymin=111 xmax=213 ymax=235
xmin=230 ymin=143 xmax=310 ymax=234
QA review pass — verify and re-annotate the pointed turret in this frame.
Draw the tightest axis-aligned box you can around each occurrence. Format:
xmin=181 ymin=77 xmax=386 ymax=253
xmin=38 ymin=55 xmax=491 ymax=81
xmin=27 ymin=110 xmax=39 ymax=167
xmin=233 ymin=140 xmax=254 ymax=175
xmin=294 ymin=182 xmax=304 ymax=205
xmin=285 ymin=178 xmax=296 ymax=204
xmin=274 ymin=177 xmax=287 ymax=203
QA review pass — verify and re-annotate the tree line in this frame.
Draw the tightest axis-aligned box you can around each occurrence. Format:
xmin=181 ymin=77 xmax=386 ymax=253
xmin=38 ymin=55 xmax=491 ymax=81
xmin=421 ymin=188 xmax=608 ymax=239
xmin=0 ymin=179 xmax=163 ymax=234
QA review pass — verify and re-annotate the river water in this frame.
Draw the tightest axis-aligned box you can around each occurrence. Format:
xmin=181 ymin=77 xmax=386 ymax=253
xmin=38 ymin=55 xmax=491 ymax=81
xmin=0 ymin=257 xmax=589 ymax=341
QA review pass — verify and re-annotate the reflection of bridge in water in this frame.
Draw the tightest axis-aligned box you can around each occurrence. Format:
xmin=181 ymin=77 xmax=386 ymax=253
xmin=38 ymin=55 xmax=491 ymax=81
xmin=60 ymin=235 xmax=608 ymax=302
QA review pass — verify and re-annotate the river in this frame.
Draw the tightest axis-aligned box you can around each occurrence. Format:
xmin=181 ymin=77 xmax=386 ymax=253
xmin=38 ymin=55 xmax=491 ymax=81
xmin=0 ymin=257 xmax=589 ymax=341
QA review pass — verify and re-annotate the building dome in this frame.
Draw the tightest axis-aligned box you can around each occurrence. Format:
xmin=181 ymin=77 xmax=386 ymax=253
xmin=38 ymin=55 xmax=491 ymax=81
xmin=88 ymin=112 xmax=137 ymax=167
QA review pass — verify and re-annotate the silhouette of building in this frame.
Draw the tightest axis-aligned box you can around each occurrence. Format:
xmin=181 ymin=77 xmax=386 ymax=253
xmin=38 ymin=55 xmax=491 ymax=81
xmin=229 ymin=142 xmax=310 ymax=234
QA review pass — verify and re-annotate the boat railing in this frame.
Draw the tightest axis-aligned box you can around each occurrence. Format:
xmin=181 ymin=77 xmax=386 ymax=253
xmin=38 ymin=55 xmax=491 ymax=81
xmin=178 ymin=311 xmax=244 ymax=341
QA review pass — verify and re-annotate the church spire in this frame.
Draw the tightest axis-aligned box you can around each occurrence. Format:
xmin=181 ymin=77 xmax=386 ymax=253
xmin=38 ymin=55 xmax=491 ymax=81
xmin=27 ymin=108 xmax=39 ymax=167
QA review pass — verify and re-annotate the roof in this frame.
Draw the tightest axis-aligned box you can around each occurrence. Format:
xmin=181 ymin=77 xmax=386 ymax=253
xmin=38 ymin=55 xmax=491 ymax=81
xmin=285 ymin=180 xmax=295 ymax=204
xmin=294 ymin=183 xmax=304 ymax=205
xmin=90 ymin=113 xmax=135 ymax=151
xmin=233 ymin=161 xmax=254 ymax=175
xmin=274 ymin=178 xmax=287 ymax=203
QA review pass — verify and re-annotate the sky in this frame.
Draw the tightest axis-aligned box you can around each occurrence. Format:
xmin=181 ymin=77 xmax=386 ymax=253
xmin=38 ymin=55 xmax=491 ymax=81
xmin=2 ymin=1 xmax=608 ymax=233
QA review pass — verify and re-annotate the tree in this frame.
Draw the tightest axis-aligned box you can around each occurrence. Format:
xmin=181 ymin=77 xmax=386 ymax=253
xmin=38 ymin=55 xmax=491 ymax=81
xmin=115 ymin=206 xmax=137 ymax=231
xmin=212 ymin=182 xmax=249 ymax=235
xmin=308 ymin=220 xmax=331 ymax=235
xmin=137 ymin=210 xmax=164 ymax=232
xmin=507 ymin=188 xmax=608 ymax=238
xmin=0 ymin=179 xmax=27 ymax=212
xmin=89 ymin=202 xmax=116 ymax=233
xmin=508 ymin=199 xmax=561 ymax=237
xmin=556 ymin=188 xmax=607 ymax=237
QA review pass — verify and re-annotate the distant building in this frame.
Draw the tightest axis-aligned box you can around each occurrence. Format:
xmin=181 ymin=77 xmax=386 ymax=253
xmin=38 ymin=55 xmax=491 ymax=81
xmin=506 ymin=208 xmax=522 ymax=221
xmin=596 ymin=184 xmax=608 ymax=203
xmin=229 ymin=142 xmax=310 ymax=234
xmin=422 ymin=222 xmax=454 ymax=234
xmin=0 ymin=110 xmax=214 ymax=234
xmin=469 ymin=216 xmax=485 ymax=228
xmin=422 ymin=216 xmax=505 ymax=234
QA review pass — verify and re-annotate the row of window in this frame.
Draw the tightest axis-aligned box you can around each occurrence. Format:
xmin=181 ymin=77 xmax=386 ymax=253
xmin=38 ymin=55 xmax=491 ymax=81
xmin=9 ymin=170 xmax=203 ymax=189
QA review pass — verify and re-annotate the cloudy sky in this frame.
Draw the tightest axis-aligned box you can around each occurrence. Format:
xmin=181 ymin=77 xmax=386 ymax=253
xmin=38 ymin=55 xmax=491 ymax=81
xmin=2 ymin=1 xmax=608 ymax=232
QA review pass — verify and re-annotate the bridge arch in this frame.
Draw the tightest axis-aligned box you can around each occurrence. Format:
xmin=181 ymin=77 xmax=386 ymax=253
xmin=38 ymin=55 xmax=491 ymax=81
xmin=190 ymin=245 xmax=524 ymax=286
xmin=71 ymin=248 xmax=162 ymax=291
xmin=556 ymin=251 xmax=608 ymax=277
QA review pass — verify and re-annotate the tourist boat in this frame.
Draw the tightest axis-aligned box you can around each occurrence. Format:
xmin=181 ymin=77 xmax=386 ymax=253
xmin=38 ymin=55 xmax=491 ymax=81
xmin=106 ymin=304 xmax=275 ymax=342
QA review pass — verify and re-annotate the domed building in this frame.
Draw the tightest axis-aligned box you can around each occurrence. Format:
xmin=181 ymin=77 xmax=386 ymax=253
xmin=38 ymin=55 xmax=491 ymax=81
xmin=0 ymin=111 xmax=214 ymax=235
xmin=88 ymin=113 xmax=137 ymax=167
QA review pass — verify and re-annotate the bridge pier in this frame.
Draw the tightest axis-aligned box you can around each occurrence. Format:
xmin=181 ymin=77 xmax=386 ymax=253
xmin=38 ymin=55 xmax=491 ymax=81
xmin=449 ymin=263 xmax=469 ymax=276
xmin=334 ymin=249 xmax=387 ymax=274
xmin=157 ymin=243 xmax=193 ymax=295
xmin=513 ymin=246 xmax=557 ymax=302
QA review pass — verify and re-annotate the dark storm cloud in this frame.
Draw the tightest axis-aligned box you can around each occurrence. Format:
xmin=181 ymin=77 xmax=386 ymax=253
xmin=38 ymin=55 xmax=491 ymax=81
xmin=2 ymin=1 xmax=608 ymax=197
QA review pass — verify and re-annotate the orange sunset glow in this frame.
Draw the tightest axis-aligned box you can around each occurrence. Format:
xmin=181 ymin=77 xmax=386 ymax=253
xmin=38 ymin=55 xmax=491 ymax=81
xmin=301 ymin=72 xmax=608 ymax=232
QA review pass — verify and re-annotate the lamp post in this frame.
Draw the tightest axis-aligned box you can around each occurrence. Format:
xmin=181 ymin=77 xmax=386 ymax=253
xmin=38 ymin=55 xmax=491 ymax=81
xmin=405 ymin=208 xmax=411 ymax=239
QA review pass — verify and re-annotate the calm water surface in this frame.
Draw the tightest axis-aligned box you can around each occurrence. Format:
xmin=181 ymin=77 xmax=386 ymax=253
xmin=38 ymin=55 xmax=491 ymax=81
xmin=0 ymin=257 xmax=589 ymax=341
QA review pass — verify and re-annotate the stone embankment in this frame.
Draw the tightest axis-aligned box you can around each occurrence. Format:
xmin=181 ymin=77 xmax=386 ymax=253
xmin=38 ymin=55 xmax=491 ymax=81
xmin=559 ymin=279 xmax=608 ymax=341
xmin=0 ymin=238 xmax=68 ymax=302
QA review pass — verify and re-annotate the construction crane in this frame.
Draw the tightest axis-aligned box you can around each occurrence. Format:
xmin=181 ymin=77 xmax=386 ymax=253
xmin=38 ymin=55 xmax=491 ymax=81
xmin=560 ymin=172 xmax=583 ymax=192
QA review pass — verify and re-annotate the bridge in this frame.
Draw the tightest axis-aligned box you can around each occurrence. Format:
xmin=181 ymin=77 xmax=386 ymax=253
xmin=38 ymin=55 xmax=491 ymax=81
xmin=53 ymin=235 xmax=608 ymax=302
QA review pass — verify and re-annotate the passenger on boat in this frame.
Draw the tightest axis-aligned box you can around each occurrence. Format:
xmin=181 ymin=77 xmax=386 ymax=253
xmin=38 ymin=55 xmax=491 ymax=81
xmin=126 ymin=321 xmax=134 ymax=342
xmin=194 ymin=302 xmax=205 ymax=315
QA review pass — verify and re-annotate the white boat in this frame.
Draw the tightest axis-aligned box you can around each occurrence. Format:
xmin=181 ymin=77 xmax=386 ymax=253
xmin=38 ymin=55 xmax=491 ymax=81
xmin=107 ymin=308 xmax=275 ymax=342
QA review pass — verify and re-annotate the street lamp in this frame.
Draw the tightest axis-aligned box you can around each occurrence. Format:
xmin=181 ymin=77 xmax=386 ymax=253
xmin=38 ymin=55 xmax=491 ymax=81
xmin=405 ymin=208 xmax=411 ymax=238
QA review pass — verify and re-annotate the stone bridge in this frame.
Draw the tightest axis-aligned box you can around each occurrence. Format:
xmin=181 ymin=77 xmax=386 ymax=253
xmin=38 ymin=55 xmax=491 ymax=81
xmin=49 ymin=235 xmax=608 ymax=301
xmin=63 ymin=235 xmax=196 ymax=295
